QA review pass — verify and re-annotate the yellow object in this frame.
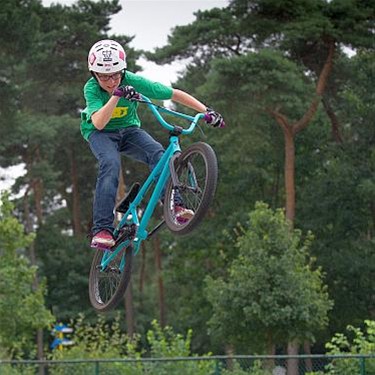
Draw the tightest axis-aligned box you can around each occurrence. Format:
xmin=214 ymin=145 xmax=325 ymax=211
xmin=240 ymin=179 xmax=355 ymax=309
xmin=112 ymin=107 xmax=128 ymax=119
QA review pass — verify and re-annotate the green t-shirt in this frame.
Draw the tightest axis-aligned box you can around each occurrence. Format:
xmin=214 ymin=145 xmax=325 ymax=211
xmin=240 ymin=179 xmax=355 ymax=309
xmin=80 ymin=71 xmax=173 ymax=141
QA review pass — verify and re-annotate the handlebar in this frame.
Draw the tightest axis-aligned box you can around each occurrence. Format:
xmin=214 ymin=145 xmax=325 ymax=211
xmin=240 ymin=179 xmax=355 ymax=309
xmin=135 ymin=94 xmax=206 ymax=135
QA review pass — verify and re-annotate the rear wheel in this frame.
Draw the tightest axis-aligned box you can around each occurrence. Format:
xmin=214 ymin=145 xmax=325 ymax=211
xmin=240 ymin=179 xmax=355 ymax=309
xmin=89 ymin=243 xmax=133 ymax=312
xmin=163 ymin=142 xmax=218 ymax=235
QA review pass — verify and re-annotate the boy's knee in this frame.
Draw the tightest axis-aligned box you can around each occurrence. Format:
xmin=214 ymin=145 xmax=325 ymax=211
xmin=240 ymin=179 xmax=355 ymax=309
xmin=99 ymin=157 xmax=121 ymax=176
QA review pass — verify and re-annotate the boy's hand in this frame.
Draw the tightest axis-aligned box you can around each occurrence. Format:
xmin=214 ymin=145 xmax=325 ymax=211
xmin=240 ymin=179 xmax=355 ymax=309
xmin=204 ymin=108 xmax=225 ymax=128
xmin=113 ymin=85 xmax=140 ymax=100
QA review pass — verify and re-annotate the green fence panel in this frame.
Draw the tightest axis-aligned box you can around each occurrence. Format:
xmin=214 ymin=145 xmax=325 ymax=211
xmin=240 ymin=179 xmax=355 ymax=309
xmin=1 ymin=354 xmax=374 ymax=375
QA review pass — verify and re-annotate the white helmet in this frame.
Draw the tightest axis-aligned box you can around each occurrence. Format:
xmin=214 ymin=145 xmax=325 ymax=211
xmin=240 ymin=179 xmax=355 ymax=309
xmin=87 ymin=39 xmax=127 ymax=73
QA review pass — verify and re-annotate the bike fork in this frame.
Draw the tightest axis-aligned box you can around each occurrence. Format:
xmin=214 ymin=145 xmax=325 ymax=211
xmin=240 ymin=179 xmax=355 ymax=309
xmin=169 ymin=151 xmax=181 ymax=189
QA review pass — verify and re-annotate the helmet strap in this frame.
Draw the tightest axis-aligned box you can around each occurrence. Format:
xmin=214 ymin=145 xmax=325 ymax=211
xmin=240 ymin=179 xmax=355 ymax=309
xmin=91 ymin=71 xmax=98 ymax=82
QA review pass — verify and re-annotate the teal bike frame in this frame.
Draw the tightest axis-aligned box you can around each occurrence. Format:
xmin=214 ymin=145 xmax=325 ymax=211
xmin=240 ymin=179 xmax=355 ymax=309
xmin=99 ymin=95 xmax=205 ymax=270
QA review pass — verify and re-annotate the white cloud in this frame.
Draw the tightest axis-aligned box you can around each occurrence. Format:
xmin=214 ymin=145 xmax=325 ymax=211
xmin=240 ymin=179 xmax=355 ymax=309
xmin=0 ymin=164 xmax=26 ymax=193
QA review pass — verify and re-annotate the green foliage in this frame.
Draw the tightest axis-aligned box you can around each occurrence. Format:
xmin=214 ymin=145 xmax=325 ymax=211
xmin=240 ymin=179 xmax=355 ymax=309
xmin=48 ymin=317 xmax=214 ymax=375
xmin=147 ymin=7 xmax=243 ymax=64
xmin=329 ymin=320 xmax=375 ymax=354
xmin=306 ymin=320 xmax=375 ymax=375
xmin=205 ymin=202 xmax=333 ymax=352
xmin=324 ymin=320 xmax=375 ymax=374
xmin=35 ymin=224 xmax=94 ymax=320
xmin=0 ymin=0 xmax=373 ymax=357
xmin=0 ymin=0 xmax=143 ymax=328
xmin=144 ymin=320 xmax=215 ymax=374
xmin=149 ymin=0 xmax=373 ymax=68
xmin=0 ymin=193 xmax=54 ymax=359
xmin=0 ymin=363 xmax=37 ymax=375
xmin=297 ymin=50 xmax=375 ymax=336
xmin=50 ymin=314 xmax=135 ymax=360
xmin=49 ymin=314 xmax=140 ymax=375
xmin=221 ymin=359 xmax=273 ymax=375
xmin=200 ymin=49 xmax=314 ymax=119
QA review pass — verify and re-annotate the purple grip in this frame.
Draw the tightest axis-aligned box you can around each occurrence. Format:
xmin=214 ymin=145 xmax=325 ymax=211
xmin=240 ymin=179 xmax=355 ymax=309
xmin=113 ymin=87 xmax=123 ymax=97
xmin=204 ymin=113 xmax=213 ymax=123
xmin=204 ymin=112 xmax=226 ymax=128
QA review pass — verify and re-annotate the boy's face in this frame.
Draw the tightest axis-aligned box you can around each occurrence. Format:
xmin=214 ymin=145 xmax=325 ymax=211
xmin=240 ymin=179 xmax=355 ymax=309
xmin=94 ymin=71 xmax=122 ymax=94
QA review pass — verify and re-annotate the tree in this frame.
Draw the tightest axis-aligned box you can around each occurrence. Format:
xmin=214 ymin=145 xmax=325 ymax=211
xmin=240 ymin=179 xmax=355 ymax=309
xmin=297 ymin=50 xmax=375 ymax=337
xmin=150 ymin=0 xmax=373 ymax=223
xmin=148 ymin=1 xmax=372 ymax=363
xmin=0 ymin=0 xmax=42 ymax=125
xmin=0 ymin=0 xmax=145 ymax=328
xmin=205 ymin=202 xmax=333 ymax=361
xmin=0 ymin=193 xmax=54 ymax=358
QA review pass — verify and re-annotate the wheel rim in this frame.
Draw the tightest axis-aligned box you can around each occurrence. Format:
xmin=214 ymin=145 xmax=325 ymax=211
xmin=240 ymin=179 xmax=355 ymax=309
xmin=93 ymin=250 xmax=125 ymax=306
xmin=171 ymin=151 xmax=208 ymax=225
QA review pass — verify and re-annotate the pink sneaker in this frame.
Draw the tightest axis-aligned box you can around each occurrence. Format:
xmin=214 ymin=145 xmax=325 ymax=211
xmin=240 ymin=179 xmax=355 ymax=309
xmin=91 ymin=230 xmax=115 ymax=250
xmin=174 ymin=205 xmax=194 ymax=224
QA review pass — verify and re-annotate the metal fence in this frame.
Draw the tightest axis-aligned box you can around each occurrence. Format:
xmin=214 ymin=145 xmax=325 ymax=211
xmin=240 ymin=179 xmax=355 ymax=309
xmin=0 ymin=354 xmax=374 ymax=375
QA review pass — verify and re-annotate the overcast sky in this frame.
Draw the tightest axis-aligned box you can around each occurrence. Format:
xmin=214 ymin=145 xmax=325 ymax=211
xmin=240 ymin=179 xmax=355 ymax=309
xmin=42 ymin=0 xmax=228 ymax=51
xmin=111 ymin=0 xmax=228 ymax=51
xmin=109 ymin=0 xmax=229 ymax=83
xmin=40 ymin=0 xmax=228 ymax=84
xmin=0 ymin=0 xmax=229 ymax=191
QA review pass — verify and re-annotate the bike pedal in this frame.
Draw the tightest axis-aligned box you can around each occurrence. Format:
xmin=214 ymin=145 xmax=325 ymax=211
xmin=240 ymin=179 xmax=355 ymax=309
xmin=115 ymin=182 xmax=141 ymax=213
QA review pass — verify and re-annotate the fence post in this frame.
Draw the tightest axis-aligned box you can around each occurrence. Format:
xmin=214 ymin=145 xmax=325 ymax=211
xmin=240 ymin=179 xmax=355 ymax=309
xmin=359 ymin=356 xmax=366 ymax=375
xmin=94 ymin=361 xmax=100 ymax=375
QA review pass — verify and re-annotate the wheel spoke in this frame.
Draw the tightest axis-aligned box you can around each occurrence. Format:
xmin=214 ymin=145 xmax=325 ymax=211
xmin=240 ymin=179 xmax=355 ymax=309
xmin=89 ymin=245 xmax=133 ymax=311
xmin=163 ymin=143 xmax=218 ymax=235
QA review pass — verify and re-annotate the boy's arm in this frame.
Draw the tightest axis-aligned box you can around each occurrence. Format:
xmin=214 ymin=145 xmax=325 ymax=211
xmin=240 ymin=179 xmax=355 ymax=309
xmin=91 ymin=96 xmax=120 ymax=130
xmin=171 ymin=89 xmax=225 ymax=128
xmin=171 ymin=89 xmax=207 ymax=112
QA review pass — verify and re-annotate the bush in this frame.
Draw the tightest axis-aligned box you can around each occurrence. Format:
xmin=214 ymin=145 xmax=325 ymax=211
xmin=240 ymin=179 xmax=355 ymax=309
xmin=48 ymin=317 xmax=215 ymax=375
xmin=324 ymin=320 xmax=375 ymax=375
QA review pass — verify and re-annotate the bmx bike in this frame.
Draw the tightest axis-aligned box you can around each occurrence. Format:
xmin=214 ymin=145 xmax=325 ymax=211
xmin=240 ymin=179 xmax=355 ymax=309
xmin=89 ymin=95 xmax=218 ymax=312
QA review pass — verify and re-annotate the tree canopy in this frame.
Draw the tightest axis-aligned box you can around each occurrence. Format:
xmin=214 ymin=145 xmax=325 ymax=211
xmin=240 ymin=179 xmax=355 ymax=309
xmin=0 ymin=0 xmax=373 ymax=365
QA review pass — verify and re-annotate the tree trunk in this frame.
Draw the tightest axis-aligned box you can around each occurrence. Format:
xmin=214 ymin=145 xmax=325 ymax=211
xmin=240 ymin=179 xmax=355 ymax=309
xmin=225 ymin=344 xmax=235 ymax=371
xmin=287 ymin=340 xmax=299 ymax=375
xmin=139 ymin=242 xmax=147 ymax=294
xmin=322 ymin=98 xmax=343 ymax=143
xmin=32 ymin=146 xmax=44 ymax=226
xmin=370 ymin=201 xmax=375 ymax=239
xmin=154 ymin=235 xmax=166 ymax=327
xmin=124 ymin=284 xmax=135 ymax=338
xmin=70 ymin=148 xmax=82 ymax=235
xmin=303 ymin=340 xmax=313 ymax=372
xmin=24 ymin=191 xmax=45 ymax=375
xmin=265 ymin=331 xmax=276 ymax=370
xmin=272 ymin=165 xmax=281 ymax=208
xmin=284 ymin=130 xmax=296 ymax=225
xmin=270 ymin=41 xmax=335 ymax=226
xmin=25 ymin=148 xmax=45 ymax=373
xmin=32 ymin=178 xmax=43 ymax=225
xmin=269 ymin=43 xmax=335 ymax=375
xmin=117 ymin=168 xmax=136 ymax=336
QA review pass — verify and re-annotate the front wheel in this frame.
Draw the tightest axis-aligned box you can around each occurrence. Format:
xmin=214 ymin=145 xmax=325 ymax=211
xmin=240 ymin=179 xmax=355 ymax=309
xmin=89 ymin=243 xmax=133 ymax=312
xmin=163 ymin=142 xmax=218 ymax=235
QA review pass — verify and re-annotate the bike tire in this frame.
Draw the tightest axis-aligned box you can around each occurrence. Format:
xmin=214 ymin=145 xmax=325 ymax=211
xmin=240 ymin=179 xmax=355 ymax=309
xmin=89 ymin=243 xmax=133 ymax=312
xmin=163 ymin=142 xmax=218 ymax=235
